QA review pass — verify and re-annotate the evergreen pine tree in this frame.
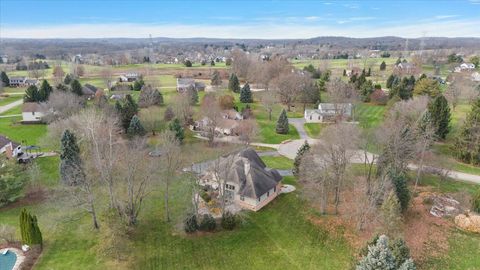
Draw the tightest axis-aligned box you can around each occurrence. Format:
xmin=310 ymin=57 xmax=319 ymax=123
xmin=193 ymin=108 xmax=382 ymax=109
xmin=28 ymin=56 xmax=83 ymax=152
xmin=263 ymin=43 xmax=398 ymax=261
xmin=228 ymin=73 xmax=241 ymax=92
xmin=116 ymin=94 xmax=139 ymax=132
xmin=24 ymin=85 xmax=40 ymax=102
xmin=276 ymin=109 xmax=289 ymax=134
xmin=133 ymin=78 xmax=145 ymax=91
xmin=381 ymin=191 xmax=403 ymax=237
xmin=211 ymin=70 xmax=222 ymax=86
xmin=70 ymin=79 xmax=83 ymax=96
xmin=240 ymin=83 xmax=253 ymax=103
xmin=64 ymin=73 xmax=73 ymax=84
xmin=0 ymin=71 xmax=9 ymax=86
xmin=343 ymin=69 xmax=347 ymax=76
xmin=19 ymin=209 xmax=43 ymax=247
xmin=391 ymin=238 xmax=412 ymax=269
xmin=454 ymin=98 xmax=480 ymax=165
xmin=293 ymin=141 xmax=310 ymax=176
xmin=38 ymin=80 xmax=53 ymax=101
xmin=356 ymin=235 xmax=397 ymax=270
xmin=386 ymin=74 xmax=395 ymax=89
xmin=60 ymin=129 xmax=85 ymax=185
xmin=380 ymin=61 xmax=387 ymax=71
xmin=389 ymin=170 xmax=411 ymax=212
xmin=127 ymin=115 xmax=146 ymax=137
xmin=169 ymin=118 xmax=185 ymax=144
xmin=427 ymin=95 xmax=451 ymax=140
xmin=367 ymin=68 xmax=371 ymax=76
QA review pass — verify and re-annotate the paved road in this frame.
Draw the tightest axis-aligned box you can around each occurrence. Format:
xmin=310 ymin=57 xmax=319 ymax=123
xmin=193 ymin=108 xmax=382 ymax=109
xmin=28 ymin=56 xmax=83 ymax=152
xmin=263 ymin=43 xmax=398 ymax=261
xmin=0 ymin=99 xmax=23 ymax=114
xmin=193 ymin=121 xmax=480 ymax=185
xmin=288 ymin=118 xmax=308 ymax=140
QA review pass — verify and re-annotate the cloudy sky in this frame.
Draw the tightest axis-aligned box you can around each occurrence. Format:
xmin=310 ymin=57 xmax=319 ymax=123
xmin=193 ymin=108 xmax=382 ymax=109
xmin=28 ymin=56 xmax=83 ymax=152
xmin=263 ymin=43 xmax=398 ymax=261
xmin=1 ymin=0 xmax=480 ymax=39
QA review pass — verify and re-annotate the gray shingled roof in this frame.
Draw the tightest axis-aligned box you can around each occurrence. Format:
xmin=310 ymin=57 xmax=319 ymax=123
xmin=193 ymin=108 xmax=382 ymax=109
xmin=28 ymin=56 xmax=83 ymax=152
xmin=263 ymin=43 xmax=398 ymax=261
xmin=216 ymin=148 xmax=282 ymax=199
xmin=0 ymin=135 xmax=19 ymax=149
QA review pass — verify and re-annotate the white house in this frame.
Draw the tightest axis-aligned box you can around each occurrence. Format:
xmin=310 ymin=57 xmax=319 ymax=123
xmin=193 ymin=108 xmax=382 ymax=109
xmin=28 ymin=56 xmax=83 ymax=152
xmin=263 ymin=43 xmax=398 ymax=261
xmin=200 ymin=148 xmax=283 ymax=212
xmin=22 ymin=103 xmax=45 ymax=123
xmin=119 ymin=73 xmax=139 ymax=82
xmin=9 ymin=77 xmax=27 ymax=87
xmin=304 ymin=103 xmax=353 ymax=123
xmin=0 ymin=135 xmax=19 ymax=158
xmin=455 ymin=63 xmax=476 ymax=73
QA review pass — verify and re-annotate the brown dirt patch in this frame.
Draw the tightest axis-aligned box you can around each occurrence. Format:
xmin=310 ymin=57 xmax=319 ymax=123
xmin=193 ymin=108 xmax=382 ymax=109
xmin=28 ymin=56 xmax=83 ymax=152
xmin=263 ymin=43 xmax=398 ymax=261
xmin=403 ymin=190 xmax=454 ymax=264
xmin=0 ymin=189 xmax=47 ymax=212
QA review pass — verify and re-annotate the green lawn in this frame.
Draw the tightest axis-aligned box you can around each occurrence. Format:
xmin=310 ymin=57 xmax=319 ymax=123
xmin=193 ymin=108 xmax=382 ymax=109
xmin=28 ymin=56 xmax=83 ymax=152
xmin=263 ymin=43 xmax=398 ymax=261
xmin=355 ymin=103 xmax=386 ymax=129
xmin=262 ymin=155 xmax=293 ymax=170
xmin=0 ymin=95 xmax=22 ymax=106
xmin=0 ymin=105 xmax=22 ymax=116
xmin=0 ymin=116 xmax=47 ymax=145
xmin=304 ymin=123 xmax=327 ymax=138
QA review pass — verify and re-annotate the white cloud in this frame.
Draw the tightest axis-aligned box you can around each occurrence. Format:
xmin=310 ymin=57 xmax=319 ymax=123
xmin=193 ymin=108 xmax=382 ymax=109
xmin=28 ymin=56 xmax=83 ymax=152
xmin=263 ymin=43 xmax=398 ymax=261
xmin=434 ymin=15 xmax=458 ymax=19
xmin=1 ymin=19 xmax=479 ymax=39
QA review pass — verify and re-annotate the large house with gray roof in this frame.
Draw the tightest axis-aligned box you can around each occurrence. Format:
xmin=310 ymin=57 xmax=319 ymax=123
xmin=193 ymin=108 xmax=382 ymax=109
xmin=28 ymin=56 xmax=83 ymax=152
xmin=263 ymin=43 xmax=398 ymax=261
xmin=201 ymin=148 xmax=282 ymax=211
xmin=176 ymin=78 xmax=206 ymax=92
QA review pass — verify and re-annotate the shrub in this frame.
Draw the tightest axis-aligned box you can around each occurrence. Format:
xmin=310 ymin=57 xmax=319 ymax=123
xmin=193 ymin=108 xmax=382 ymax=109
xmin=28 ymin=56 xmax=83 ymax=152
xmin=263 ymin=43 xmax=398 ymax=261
xmin=369 ymin=89 xmax=388 ymax=105
xmin=183 ymin=214 xmax=198 ymax=233
xmin=221 ymin=211 xmax=237 ymax=230
xmin=472 ymin=189 xmax=480 ymax=213
xmin=199 ymin=214 xmax=216 ymax=232
xmin=200 ymin=190 xmax=212 ymax=203
xmin=219 ymin=95 xmax=235 ymax=110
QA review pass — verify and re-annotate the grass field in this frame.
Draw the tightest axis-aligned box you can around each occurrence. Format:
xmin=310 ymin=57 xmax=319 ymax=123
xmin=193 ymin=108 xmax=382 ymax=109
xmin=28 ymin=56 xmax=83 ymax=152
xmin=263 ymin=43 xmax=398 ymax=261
xmin=304 ymin=123 xmax=327 ymax=138
xmin=261 ymin=155 xmax=293 ymax=170
xmin=0 ymin=95 xmax=22 ymax=106
xmin=355 ymin=103 xmax=386 ymax=129
xmin=0 ymin=116 xmax=47 ymax=145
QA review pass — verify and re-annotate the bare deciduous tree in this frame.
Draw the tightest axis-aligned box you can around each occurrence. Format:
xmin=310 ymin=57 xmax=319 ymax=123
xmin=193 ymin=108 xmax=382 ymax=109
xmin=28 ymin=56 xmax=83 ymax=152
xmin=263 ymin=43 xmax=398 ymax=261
xmin=200 ymin=93 xmax=222 ymax=146
xmin=159 ymin=131 xmax=183 ymax=222
xmin=237 ymin=120 xmax=258 ymax=146
xmin=272 ymin=72 xmax=304 ymax=111
xmin=41 ymin=91 xmax=84 ymax=123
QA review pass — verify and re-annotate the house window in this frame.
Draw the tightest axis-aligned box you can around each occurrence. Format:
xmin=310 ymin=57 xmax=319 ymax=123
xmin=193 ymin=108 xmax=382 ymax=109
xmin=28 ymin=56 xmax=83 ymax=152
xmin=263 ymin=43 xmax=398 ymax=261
xmin=32 ymin=112 xmax=35 ymax=115
xmin=226 ymin=184 xmax=235 ymax=190
xmin=318 ymin=115 xmax=320 ymax=120
xmin=309 ymin=115 xmax=312 ymax=120
xmin=273 ymin=186 xmax=276 ymax=192
xmin=267 ymin=191 xmax=269 ymax=197
xmin=240 ymin=196 xmax=244 ymax=201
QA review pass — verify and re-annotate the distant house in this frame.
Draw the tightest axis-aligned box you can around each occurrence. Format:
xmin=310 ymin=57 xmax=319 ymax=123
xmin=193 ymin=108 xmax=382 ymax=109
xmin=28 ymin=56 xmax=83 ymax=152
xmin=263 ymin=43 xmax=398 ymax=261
xmin=0 ymin=135 xmax=19 ymax=158
xmin=22 ymin=103 xmax=45 ymax=123
xmin=455 ymin=63 xmax=476 ymax=72
xmin=9 ymin=77 xmax=38 ymax=87
xmin=304 ymin=103 xmax=353 ymax=123
xmin=176 ymin=78 xmax=206 ymax=92
xmin=82 ymin=83 xmax=98 ymax=97
xmin=119 ymin=73 xmax=139 ymax=82
xmin=200 ymin=148 xmax=283 ymax=211
xmin=395 ymin=62 xmax=416 ymax=74
xmin=9 ymin=77 xmax=27 ymax=87
xmin=24 ymin=78 xmax=39 ymax=86
xmin=472 ymin=72 xmax=480 ymax=82
xmin=193 ymin=110 xmax=244 ymax=136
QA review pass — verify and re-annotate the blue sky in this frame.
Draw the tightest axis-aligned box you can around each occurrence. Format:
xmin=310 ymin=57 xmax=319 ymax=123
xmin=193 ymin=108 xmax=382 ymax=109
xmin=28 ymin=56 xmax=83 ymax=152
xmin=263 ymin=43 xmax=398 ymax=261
xmin=1 ymin=0 xmax=480 ymax=38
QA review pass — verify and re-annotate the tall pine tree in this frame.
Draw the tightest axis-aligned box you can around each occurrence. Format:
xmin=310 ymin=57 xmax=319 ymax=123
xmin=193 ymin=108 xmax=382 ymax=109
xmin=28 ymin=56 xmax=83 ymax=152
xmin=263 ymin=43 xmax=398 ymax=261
xmin=24 ymin=85 xmax=40 ymax=102
xmin=187 ymin=87 xmax=198 ymax=105
xmin=0 ymin=71 xmax=9 ymax=86
xmin=38 ymin=79 xmax=53 ymax=101
xmin=60 ymin=129 xmax=85 ymax=185
xmin=127 ymin=115 xmax=146 ymax=137
xmin=20 ymin=208 xmax=43 ymax=247
xmin=427 ymin=95 xmax=451 ymax=140
xmin=240 ymin=82 xmax=253 ymax=103
xmin=276 ymin=109 xmax=289 ymax=134
xmin=116 ymin=94 xmax=139 ymax=132
xmin=228 ymin=73 xmax=241 ymax=93
xmin=70 ymin=79 xmax=83 ymax=96
xmin=169 ymin=118 xmax=185 ymax=144
xmin=293 ymin=140 xmax=310 ymax=176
